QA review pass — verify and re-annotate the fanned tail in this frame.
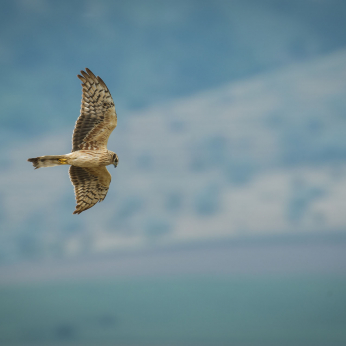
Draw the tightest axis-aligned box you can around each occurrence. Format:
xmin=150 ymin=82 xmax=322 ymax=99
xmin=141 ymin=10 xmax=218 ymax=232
xmin=27 ymin=155 xmax=68 ymax=169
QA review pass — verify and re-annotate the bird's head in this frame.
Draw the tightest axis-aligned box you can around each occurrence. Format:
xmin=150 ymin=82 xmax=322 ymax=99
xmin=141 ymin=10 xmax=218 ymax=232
xmin=112 ymin=153 xmax=119 ymax=168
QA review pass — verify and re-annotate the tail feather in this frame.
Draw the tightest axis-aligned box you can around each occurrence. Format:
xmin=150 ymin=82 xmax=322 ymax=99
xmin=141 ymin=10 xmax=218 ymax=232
xmin=28 ymin=155 xmax=67 ymax=169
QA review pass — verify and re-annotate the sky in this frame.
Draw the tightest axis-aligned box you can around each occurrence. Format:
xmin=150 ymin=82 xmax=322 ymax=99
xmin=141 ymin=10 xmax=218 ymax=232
xmin=1 ymin=1 xmax=346 ymax=345
xmin=0 ymin=0 xmax=346 ymax=264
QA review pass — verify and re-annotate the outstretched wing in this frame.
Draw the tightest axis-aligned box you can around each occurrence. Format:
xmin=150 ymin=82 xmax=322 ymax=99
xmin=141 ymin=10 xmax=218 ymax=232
xmin=69 ymin=165 xmax=112 ymax=214
xmin=72 ymin=68 xmax=117 ymax=152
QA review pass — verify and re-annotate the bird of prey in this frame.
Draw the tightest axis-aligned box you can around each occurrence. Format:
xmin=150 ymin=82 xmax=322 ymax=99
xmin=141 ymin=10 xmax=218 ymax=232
xmin=28 ymin=68 xmax=119 ymax=214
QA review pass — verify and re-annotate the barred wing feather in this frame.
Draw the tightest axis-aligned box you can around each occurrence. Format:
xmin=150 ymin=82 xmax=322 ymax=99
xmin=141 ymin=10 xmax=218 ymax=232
xmin=69 ymin=165 xmax=111 ymax=214
xmin=72 ymin=68 xmax=117 ymax=152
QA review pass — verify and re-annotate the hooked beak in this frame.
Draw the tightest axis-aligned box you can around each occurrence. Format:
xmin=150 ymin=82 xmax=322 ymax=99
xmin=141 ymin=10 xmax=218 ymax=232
xmin=113 ymin=155 xmax=119 ymax=168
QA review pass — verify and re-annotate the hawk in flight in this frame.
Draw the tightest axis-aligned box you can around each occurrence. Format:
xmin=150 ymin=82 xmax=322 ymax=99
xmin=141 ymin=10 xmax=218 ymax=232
xmin=28 ymin=68 xmax=119 ymax=214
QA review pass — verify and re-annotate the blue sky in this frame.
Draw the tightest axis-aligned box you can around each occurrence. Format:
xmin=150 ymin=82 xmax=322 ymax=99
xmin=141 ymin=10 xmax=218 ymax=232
xmin=1 ymin=0 xmax=346 ymax=263
xmin=1 ymin=4 xmax=346 ymax=344
xmin=2 ymin=0 xmax=346 ymax=133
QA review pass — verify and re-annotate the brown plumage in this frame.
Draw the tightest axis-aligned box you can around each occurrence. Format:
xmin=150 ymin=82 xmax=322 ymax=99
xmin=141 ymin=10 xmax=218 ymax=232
xmin=28 ymin=68 xmax=119 ymax=214
xmin=69 ymin=166 xmax=111 ymax=214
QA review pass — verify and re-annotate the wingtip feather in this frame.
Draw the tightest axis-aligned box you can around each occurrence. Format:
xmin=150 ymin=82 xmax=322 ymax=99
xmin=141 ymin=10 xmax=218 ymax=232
xmin=80 ymin=70 xmax=89 ymax=80
xmin=77 ymin=74 xmax=86 ymax=83
xmin=85 ymin=68 xmax=98 ymax=82
xmin=85 ymin=67 xmax=94 ymax=75
xmin=97 ymin=76 xmax=108 ymax=89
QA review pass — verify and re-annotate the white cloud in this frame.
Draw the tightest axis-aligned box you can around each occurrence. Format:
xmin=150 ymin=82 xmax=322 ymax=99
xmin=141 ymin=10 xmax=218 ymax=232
xmin=2 ymin=49 xmax=346 ymax=259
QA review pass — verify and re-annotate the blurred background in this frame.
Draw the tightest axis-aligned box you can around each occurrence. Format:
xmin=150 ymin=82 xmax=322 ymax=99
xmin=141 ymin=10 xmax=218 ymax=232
xmin=1 ymin=0 xmax=346 ymax=345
